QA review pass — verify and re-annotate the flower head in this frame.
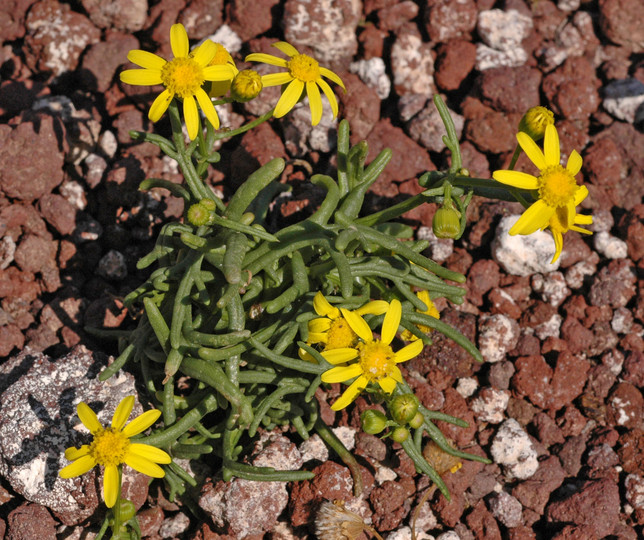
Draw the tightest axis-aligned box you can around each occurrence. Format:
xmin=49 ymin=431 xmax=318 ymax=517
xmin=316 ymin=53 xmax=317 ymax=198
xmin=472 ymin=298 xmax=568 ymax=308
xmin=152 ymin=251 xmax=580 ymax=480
xmin=315 ymin=500 xmax=366 ymax=540
xmin=401 ymin=290 xmax=440 ymax=341
xmin=59 ymin=396 xmax=171 ymax=508
xmin=230 ymin=69 xmax=263 ymax=102
xmin=301 ymin=292 xmax=388 ymax=356
xmin=207 ymin=42 xmax=238 ymax=98
xmin=120 ymin=24 xmax=236 ymax=139
xmin=493 ymin=124 xmax=593 ymax=261
xmin=245 ymin=42 xmax=345 ymax=126
xmin=518 ymin=106 xmax=554 ymax=141
xmin=546 ymin=188 xmax=593 ymax=263
xmin=320 ymin=299 xmax=424 ymax=410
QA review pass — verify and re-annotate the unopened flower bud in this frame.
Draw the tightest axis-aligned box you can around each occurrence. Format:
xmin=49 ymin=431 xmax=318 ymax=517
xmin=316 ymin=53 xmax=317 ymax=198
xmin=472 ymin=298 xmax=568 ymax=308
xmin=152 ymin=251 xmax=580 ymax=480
xmin=519 ymin=106 xmax=554 ymax=141
xmin=409 ymin=411 xmax=424 ymax=429
xmin=187 ymin=202 xmax=212 ymax=226
xmin=199 ymin=198 xmax=217 ymax=212
xmin=231 ymin=69 xmax=263 ymax=102
xmin=391 ymin=426 xmax=409 ymax=443
xmin=117 ymin=499 xmax=137 ymax=522
xmin=390 ymin=394 xmax=419 ymax=425
xmin=432 ymin=203 xmax=461 ymax=239
xmin=360 ymin=409 xmax=387 ymax=435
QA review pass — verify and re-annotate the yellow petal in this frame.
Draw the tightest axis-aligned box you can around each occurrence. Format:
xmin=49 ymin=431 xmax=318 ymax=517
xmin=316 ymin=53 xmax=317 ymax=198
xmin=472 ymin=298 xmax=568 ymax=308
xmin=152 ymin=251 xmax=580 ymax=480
xmin=103 ymin=465 xmax=119 ymax=508
xmin=121 ymin=409 xmax=161 ymax=438
xmin=203 ymin=64 xmax=236 ymax=82
xmin=59 ymin=454 xmax=96 ymax=478
xmin=127 ymin=50 xmax=166 ymax=70
xmin=510 ymin=200 xmax=555 ymax=235
xmin=272 ymin=41 xmax=300 ymax=57
xmin=65 ymin=445 xmax=90 ymax=461
xmin=574 ymin=184 xmax=589 ymax=205
xmin=381 ymin=299 xmax=402 ymax=346
xmin=320 ymin=67 xmax=346 ymax=91
xmin=128 ymin=443 xmax=172 ymax=464
xmin=330 ymin=376 xmax=368 ymax=411
xmin=313 ymin=291 xmax=339 ymax=318
xmin=390 ymin=365 xmax=404 ymax=383
xmin=321 ymin=363 xmax=363 ymax=383
xmin=273 ymin=79 xmax=304 ymax=118
xmin=308 ymin=332 xmax=329 ymax=343
xmin=77 ymin=402 xmax=101 ymax=433
xmin=309 ymin=317 xmax=332 ymax=333
xmin=170 ymin=24 xmax=189 ymax=58
xmin=124 ymin=453 xmax=166 ymax=478
xmin=193 ymin=39 xmax=216 ymax=67
xmin=245 ymin=53 xmax=289 ymax=68
xmin=111 ymin=396 xmax=134 ymax=431
xmin=148 ymin=89 xmax=173 ymax=122
xmin=196 ymin=88 xmax=220 ymax=130
xmin=317 ymin=78 xmax=338 ymax=118
xmin=567 ymin=149 xmax=583 ymax=176
xmin=183 ymin=94 xmax=200 ymax=140
xmin=492 ymin=170 xmax=539 ymax=190
xmin=543 ymin=124 xmax=560 ymax=166
xmin=355 ymin=300 xmax=389 ymax=317
xmin=573 ymin=214 xmax=593 ymax=226
xmin=517 ymin=132 xmax=547 ymax=171
xmin=306 ymin=81 xmax=323 ymax=126
xmin=550 ymin=229 xmax=563 ymax=264
xmin=321 ymin=348 xmax=359 ymax=365
xmin=378 ymin=376 xmax=397 ymax=394
xmin=341 ymin=308 xmax=372 ymax=342
xmin=261 ymin=72 xmax=294 ymax=87
xmin=395 ymin=338 xmax=424 ymax=363
xmin=120 ymin=69 xmax=163 ymax=86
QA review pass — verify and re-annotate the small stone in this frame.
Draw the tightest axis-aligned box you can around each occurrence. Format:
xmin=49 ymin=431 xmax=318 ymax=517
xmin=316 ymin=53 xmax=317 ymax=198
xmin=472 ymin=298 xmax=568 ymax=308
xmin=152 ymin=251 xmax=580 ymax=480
xmin=391 ymin=28 xmax=435 ymax=97
xmin=488 ymin=491 xmax=523 ymax=528
xmin=593 ymin=231 xmax=628 ymax=259
xmin=299 ymin=434 xmax=329 ymax=463
xmin=612 ymin=307 xmax=634 ymax=334
xmin=532 ymin=272 xmax=571 ymax=307
xmin=478 ymin=9 xmax=533 ymax=52
xmin=416 ymin=226 xmax=454 ymax=263
xmin=624 ymin=474 xmax=644 ymax=522
xmin=599 ymin=0 xmax=644 ymax=53
xmin=456 ymin=377 xmax=478 ymax=399
xmin=589 ymin=259 xmax=637 ymax=308
xmin=434 ymin=40 xmax=477 ymax=91
xmin=424 ymin=0 xmax=477 ymax=42
xmin=492 ymin=216 xmax=561 ymax=276
xmin=283 ymin=99 xmax=337 ymax=155
xmin=81 ymin=0 xmax=147 ymax=32
xmin=226 ymin=0 xmax=276 ymax=42
xmin=478 ymin=313 xmax=520 ymax=364
xmin=97 ymin=249 xmax=127 ymax=281
xmin=491 ymin=419 xmax=539 ymax=480
xmin=607 ymin=383 xmax=644 ymax=429
xmin=158 ymin=512 xmax=190 ymax=539
xmin=349 ymin=57 xmax=390 ymax=99
xmin=602 ymin=78 xmax=644 ymax=124
xmin=471 ymin=387 xmax=510 ymax=424
xmin=407 ymin=102 xmax=464 ymax=153
xmin=206 ymin=24 xmax=242 ymax=54
xmin=565 ymin=258 xmax=598 ymax=290
xmin=512 ymin=456 xmax=566 ymax=514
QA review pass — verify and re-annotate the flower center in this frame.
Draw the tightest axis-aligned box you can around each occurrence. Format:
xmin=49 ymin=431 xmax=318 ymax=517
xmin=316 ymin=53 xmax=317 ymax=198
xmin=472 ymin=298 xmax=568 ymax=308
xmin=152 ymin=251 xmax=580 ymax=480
xmin=537 ymin=165 xmax=578 ymax=208
xmin=358 ymin=341 xmax=396 ymax=382
xmin=287 ymin=54 xmax=320 ymax=82
xmin=161 ymin=57 xmax=205 ymax=98
xmin=325 ymin=317 xmax=357 ymax=350
xmin=89 ymin=427 xmax=130 ymax=467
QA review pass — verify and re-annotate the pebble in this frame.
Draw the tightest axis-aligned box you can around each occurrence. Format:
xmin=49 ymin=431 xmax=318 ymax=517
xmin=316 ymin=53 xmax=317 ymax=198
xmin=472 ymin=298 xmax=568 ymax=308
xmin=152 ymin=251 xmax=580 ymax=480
xmin=531 ymin=272 xmax=571 ymax=307
xmin=534 ymin=313 xmax=562 ymax=340
xmin=407 ymin=102 xmax=464 ymax=153
xmin=478 ymin=313 xmax=520 ymax=364
xmin=204 ymin=24 xmax=242 ymax=53
xmin=456 ymin=377 xmax=478 ymax=399
xmin=417 ymin=226 xmax=454 ymax=263
xmin=349 ymin=57 xmax=390 ymax=99
xmin=602 ymin=78 xmax=644 ymax=124
xmin=593 ymin=231 xmax=628 ymax=259
xmin=475 ymin=9 xmax=532 ymax=70
xmin=386 ymin=526 xmax=434 ymax=540
xmin=492 ymin=216 xmax=561 ymax=276
xmin=470 ymin=387 xmax=510 ymax=424
xmin=299 ymin=434 xmax=329 ymax=463
xmin=491 ymin=419 xmax=539 ymax=480
xmin=488 ymin=491 xmax=523 ymax=528
xmin=391 ymin=29 xmax=435 ymax=97
xmin=158 ymin=512 xmax=191 ymax=538
xmin=97 ymin=249 xmax=127 ymax=280
xmin=283 ymin=100 xmax=337 ymax=156
xmin=565 ymin=259 xmax=597 ymax=289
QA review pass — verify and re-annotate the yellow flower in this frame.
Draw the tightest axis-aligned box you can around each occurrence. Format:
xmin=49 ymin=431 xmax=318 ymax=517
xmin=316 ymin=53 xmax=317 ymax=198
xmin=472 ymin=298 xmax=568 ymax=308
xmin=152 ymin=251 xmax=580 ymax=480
xmin=320 ymin=299 xmax=424 ymax=411
xmin=245 ymin=41 xmax=345 ymax=126
xmin=59 ymin=396 xmax=171 ymax=508
xmin=207 ymin=42 xmax=239 ymax=98
xmin=546 ymin=187 xmax=593 ymax=263
xmin=120 ymin=24 xmax=236 ymax=139
xmin=493 ymin=124 xmax=592 ymax=249
xmin=401 ymin=290 xmax=440 ymax=341
xmin=301 ymin=292 xmax=388 ymax=357
xmin=230 ymin=69 xmax=263 ymax=102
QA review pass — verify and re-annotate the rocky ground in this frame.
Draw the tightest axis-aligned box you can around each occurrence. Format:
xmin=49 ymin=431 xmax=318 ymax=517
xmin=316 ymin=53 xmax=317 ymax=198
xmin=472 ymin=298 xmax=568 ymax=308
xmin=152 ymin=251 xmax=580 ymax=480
xmin=1 ymin=0 xmax=644 ymax=538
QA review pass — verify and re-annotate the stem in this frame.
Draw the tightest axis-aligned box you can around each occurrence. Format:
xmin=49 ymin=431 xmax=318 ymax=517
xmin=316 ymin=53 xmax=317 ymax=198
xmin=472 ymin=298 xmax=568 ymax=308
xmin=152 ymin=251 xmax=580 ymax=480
xmin=211 ymin=108 xmax=276 ymax=141
xmin=508 ymin=143 xmax=521 ymax=170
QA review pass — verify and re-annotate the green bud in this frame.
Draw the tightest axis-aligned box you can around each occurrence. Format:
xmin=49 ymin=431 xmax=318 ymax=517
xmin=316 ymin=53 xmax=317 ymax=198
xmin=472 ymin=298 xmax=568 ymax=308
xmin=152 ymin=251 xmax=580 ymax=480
xmin=518 ymin=106 xmax=554 ymax=141
xmin=230 ymin=69 xmax=263 ymax=102
xmin=391 ymin=426 xmax=409 ymax=443
xmin=432 ymin=203 xmax=461 ymax=239
xmin=117 ymin=499 xmax=137 ymax=522
xmin=389 ymin=394 xmax=419 ymax=425
xmin=199 ymin=198 xmax=217 ymax=212
xmin=187 ymin=202 xmax=212 ymax=227
xmin=360 ymin=409 xmax=387 ymax=435
xmin=409 ymin=411 xmax=424 ymax=429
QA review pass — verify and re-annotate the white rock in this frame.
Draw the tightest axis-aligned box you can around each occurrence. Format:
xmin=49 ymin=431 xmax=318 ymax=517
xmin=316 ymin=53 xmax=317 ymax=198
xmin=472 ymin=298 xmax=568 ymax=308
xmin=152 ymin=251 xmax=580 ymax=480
xmin=417 ymin=226 xmax=454 ymax=263
xmin=0 ymin=236 xmax=16 ymax=270
xmin=558 ymin=0 xmax=580 ymax=10
xmin=98 ymin=130 xmax=118 ymax=158
xmin=476 ymin=44 xmax=528 ymax=70
xmin=386 ymin=526 xmax=434 ymax=540
xmin=283 ymin=99 xmax=337 ymax=156
xmin=589 ymin=208 xmax=613 ymax=232
xmin=205 ymin=24 xmax=242 ymax=53
xmin=350 ymin=57 xmax=391 ymax=99
xmin=471 ymin=388 xmax=510 ymax=424
xmin=456 ymin=377 xmax=478 ymax=398
xmin=436 ymin=532 xmax=461 ymax=540
xmin=491 ymin=419 xmax=539 ymax=480
xmin=565 ymin=257 xmax=598 ymax=289
xmin=594 ymin=231 xmax=628 ymax=259
xmin=611 ymin=307 xmax=633 ymax=334
xmin=602 ymin=349 xmax=624 ymax=376
xmin=492 ymin=215 xmax=561 ymax=276
xmin=603 ymin=79 xmax=644 ymax=124
xmin=534 ymin=313 xmax=562 ymax=340
xmin=488 ymin=491 xmax=523 ymax=528
xmin=477 ymin=9 xmax=533 ymax=51
xmin=374 ymin=463 xmax=398 ymax=484
xmin=159 ymin=513 xmax=191 ymax=538
xmin=478 ymin=313 xmax=520 ymax=364
xmin=333 ymin=426 xmax=357 ymax=451
xmin=299 ymin=434 xmax=329 ymax=462
xmin=391 ymin=30 xmax=435 ymax=97
xmin=531 ymin=272 xmax=570 ymax=307
xmin=625 ymin=474 xmax=644 ymax=513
